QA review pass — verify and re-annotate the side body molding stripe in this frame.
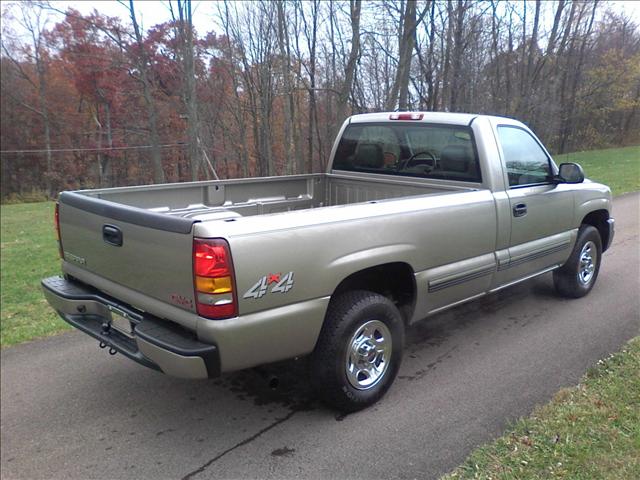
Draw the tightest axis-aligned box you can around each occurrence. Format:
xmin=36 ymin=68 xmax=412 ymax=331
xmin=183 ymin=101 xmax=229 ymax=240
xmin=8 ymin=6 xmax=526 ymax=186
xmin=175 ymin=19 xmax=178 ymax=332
xmin=428 ymin=266 xmax=495 ymax=293
xmin=498 ymin=242 xmax=571 ymax=271
xmin=426 ymin=237 xmax=573 ymax=293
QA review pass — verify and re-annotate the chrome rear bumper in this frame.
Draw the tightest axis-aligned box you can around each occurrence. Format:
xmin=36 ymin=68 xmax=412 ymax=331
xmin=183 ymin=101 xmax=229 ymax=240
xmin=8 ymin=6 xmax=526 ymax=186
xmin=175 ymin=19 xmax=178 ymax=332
xmin=41 ymin=276 xmax=219 ymax=379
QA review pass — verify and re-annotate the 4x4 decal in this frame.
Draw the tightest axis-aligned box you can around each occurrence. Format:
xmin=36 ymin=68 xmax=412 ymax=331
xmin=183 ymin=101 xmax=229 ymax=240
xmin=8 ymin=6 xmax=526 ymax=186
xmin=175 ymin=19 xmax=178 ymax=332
xmin=243 ymin=272 xmax=294 ymax=299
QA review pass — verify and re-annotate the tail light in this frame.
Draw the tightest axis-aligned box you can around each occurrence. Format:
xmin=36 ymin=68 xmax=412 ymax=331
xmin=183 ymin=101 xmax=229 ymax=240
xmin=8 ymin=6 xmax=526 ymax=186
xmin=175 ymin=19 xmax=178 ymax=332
xmin=54 ymin=202 xmax=64 ymax=259
xmin=193 ymin=238 xmax=237 ymax=319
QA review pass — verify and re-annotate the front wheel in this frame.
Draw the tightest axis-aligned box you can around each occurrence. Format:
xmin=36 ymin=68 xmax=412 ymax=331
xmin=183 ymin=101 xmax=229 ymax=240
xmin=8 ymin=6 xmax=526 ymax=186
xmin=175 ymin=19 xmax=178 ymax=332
xmin=310 ymin=290 xmax=404 ymax=412
xmin=553 ymin=225 xmax=602 ymax=298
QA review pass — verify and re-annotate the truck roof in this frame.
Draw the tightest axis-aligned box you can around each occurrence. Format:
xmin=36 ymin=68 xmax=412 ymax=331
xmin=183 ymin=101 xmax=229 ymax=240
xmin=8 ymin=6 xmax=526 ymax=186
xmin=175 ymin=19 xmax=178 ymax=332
xmin=348 ymin=111 xmax=514 ymax=126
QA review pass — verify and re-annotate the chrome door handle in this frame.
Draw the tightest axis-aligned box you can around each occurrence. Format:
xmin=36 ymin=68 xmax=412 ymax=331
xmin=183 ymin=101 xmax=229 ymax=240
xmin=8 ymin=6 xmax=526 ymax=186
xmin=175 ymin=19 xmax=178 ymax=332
xmin=513 ymin=203 xmax=527 ymax=217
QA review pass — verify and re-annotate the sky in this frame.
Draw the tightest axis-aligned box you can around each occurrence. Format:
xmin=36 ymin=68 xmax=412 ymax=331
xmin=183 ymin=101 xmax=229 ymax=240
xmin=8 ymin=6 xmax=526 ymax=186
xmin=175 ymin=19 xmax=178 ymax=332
xmin=3 ymin=0 xmax=640 ymax=40
xmin=41 ymin=1 xmax=216 ymax=33
xmin=612 ymin=1 xmax=640 ymax=19
xmin=50 ymin=0 xmax=640 ymax=30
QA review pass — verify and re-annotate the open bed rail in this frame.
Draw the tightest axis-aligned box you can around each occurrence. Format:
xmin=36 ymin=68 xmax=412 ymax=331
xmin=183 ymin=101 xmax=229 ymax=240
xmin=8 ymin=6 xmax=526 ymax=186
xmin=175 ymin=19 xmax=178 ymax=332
xmin=71 ymin=173 xmax=474 ymax=220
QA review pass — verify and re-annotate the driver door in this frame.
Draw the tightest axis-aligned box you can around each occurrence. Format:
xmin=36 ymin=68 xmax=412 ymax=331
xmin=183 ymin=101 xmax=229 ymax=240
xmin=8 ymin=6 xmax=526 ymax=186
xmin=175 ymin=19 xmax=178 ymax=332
xmin=494 ymin=125 xmax=575 ymax=284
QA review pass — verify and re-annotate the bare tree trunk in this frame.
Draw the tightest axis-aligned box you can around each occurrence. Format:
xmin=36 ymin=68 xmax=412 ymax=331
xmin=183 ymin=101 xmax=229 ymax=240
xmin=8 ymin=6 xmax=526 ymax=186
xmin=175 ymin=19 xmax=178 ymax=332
xmin=276 ymin=1 xmax=295 ymax=174
xmin=505 ymin=7 xmax=515 ymax=114
xmin=527 ymin=1 xmax=541 ymax=82
xmin=532 ymin=0 xmax=566 ymax=142
xmin=520 ymin=0 xmax=541 ymax=119
xmin=324 ymin=0 xmax=337 ymax=165
xmin=449 ymin=0 xmax=466 ymax=111
xmin=335 ymin=0 xmax=361 ymax=127
xmin=35 ymin=52 xmax=52 ymax=196
xmin=220 ymin=1 xmax=250 ymax=177
xmin=15 ymin=4 xmax=54 ymax=196
xmin=427 ymin=1 xmax=438 ymax=110
xmin=93 ymin=107 xmax=105 ymax=187
xmin=104 ymin=102 xmax=113 ymax=187
xmin=413 ymin=1 xmax=428 ymax=108
xmin=559 ymin=1 xmax=598 ymax=153
xmin=489 ymin=0 xmax=500 ymax=111
xmin=547 ymin=0 xmax=566 ymax=57
xmin=386 ymin=0 xmax=416 ymax=110
xmin=172 ymin=0 xmax=201 ymax=180
xmin=129 ymin=0 xmax=165 ymax=184
xmin=518 ymin=0 xmax=527 ymax=103
xmin=231 ymin=0 xmax=276 ymax=176
xmin=257 ymin=1 xmax=276 ymax=175
xmin=441 ymin=0 xmax=453 ymax=110
xmin=299 ymin=0 xmax=320 ymax=172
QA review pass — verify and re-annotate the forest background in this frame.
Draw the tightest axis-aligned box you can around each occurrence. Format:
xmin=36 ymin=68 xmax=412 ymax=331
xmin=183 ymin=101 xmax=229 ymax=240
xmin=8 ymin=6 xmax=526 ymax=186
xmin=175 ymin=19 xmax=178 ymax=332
xmin=1 ymin=0 xmax=638 ymax=200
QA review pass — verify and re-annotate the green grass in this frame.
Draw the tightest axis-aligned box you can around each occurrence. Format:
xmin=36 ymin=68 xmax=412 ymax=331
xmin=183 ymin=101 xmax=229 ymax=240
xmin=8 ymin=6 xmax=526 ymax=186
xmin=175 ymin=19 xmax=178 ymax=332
xmin=443 ymin=338 xmax=640 ymax=480
xmin=556 ymin=145 xmax=640 ymax=195
xmin=0 ymin=202 xmax=70 ymax=346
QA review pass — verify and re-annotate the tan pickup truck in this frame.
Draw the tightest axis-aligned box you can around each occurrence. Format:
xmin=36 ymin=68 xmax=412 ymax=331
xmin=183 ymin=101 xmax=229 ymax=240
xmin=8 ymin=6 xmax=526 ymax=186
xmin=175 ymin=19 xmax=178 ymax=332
xmin=42 ymin=112 xmax=614 ymax=411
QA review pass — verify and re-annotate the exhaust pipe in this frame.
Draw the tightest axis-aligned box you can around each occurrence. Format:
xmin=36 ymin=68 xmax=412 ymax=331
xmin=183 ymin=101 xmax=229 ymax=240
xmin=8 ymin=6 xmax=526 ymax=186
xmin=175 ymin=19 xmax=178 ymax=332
xmin=268 ymin=376 xmax=279 ymax=390
xmin=254 ymin=367 xmax=279 ymax=390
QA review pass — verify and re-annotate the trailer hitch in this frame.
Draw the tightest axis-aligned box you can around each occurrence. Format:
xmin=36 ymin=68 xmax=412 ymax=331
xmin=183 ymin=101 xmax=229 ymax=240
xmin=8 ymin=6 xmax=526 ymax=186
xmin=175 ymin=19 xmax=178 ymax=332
xmin=98 ymin=341 xmax=117 ymax=355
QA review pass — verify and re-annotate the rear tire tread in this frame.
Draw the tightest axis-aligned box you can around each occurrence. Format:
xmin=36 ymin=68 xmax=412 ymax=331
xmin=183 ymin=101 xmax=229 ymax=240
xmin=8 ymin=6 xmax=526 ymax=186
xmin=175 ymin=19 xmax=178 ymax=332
xmin=311 ymin=290 xmax=404 ymax=412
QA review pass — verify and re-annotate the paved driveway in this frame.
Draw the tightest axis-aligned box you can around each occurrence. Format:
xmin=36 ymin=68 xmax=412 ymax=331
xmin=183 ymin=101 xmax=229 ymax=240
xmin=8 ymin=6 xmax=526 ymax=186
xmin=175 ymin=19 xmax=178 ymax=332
xmin=2 ymin=193 xmax=638 ymax=480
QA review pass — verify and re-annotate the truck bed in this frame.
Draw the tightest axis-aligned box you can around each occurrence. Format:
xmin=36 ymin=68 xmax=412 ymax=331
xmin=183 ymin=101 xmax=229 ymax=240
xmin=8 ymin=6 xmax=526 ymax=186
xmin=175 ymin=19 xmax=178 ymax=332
xmin=56 ymin=171 xmax=479 ymax=329
xmin=73 ymin=173 xmax=471 ymax=221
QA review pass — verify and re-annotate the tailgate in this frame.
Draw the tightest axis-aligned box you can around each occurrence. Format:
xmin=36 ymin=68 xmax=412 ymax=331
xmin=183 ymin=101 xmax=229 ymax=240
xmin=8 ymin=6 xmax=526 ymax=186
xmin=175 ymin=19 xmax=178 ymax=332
xmin=58 ymin=192 xmax=198 ymax=313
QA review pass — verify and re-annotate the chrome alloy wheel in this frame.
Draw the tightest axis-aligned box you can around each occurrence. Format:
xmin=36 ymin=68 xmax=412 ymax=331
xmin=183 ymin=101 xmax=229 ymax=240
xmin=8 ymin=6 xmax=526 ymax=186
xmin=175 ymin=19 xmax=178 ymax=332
xmin=577 ymin=240 xmax=597 ymax=285
xmin=345 ymin=320 xmax=392 ymax=390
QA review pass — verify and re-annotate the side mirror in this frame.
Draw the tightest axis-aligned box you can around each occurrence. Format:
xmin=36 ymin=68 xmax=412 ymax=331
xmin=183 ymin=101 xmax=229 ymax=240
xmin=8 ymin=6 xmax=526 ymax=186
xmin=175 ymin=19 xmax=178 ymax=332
xmin=558 ymin=162 xmax=585 ymax=184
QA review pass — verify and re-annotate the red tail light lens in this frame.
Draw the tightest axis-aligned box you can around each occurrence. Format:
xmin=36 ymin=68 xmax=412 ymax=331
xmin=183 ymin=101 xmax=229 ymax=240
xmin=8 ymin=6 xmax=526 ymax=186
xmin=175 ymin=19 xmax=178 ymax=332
xmin=193 ymin=238 xmax=237 ymax=319
xmin=194 ymin=241 xmax=232 ymax=277
xmin=54 ymin=202 xmax=64 ymax=259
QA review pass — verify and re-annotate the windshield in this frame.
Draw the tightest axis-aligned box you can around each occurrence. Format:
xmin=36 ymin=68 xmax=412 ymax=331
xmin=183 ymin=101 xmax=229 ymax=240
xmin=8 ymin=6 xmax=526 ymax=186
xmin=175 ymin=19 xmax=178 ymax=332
xmin=333 ymin=122 xmax=481 ymax=182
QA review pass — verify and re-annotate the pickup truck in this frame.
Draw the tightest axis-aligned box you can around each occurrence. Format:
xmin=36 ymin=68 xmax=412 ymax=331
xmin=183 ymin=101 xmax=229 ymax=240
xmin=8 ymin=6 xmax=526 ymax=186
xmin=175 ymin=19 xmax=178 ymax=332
xmin=42 ymin=112 xmax=614 ymax=411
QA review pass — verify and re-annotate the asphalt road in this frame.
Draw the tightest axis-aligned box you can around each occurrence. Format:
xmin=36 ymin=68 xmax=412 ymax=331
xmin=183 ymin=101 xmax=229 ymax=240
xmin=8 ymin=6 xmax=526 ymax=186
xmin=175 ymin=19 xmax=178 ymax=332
xmin=2 ymin=193 xmax=639 ymax=480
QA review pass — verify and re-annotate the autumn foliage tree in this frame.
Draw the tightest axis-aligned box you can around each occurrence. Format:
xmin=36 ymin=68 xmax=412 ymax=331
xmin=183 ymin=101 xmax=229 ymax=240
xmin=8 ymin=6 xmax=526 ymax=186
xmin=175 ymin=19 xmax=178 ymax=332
xmin=1 ymin=0 xmax=639 ymax=200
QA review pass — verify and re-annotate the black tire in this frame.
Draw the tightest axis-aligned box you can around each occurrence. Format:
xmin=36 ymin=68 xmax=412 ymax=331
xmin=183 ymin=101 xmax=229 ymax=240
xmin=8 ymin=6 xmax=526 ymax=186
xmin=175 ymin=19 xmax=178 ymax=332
xmin=310 ymin=290 xmax=404 ymax=412
xmin=553 ymin=225 xmax=602 ymax=298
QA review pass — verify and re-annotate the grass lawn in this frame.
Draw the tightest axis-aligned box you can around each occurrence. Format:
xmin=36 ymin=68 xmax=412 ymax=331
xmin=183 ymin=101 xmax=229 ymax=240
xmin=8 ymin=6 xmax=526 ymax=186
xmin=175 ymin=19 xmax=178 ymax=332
xmin=556 ymin=145 xmax=640 ymax=196
xmin=0 ymin=202 xmax=69 ymax=346
xmin=443 ymin=337 xmax=640 ymax=480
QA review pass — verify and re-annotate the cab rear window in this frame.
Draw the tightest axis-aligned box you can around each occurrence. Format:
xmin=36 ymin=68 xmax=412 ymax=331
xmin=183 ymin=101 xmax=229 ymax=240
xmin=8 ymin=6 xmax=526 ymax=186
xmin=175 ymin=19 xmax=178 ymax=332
xmin=333 ymin=123 xmax=481 ymax=182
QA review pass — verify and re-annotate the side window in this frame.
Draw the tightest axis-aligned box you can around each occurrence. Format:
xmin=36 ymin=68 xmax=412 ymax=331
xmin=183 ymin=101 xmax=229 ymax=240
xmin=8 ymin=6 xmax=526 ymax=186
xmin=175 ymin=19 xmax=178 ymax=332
xmin=497 ymin=126 xmax=551 ymax=187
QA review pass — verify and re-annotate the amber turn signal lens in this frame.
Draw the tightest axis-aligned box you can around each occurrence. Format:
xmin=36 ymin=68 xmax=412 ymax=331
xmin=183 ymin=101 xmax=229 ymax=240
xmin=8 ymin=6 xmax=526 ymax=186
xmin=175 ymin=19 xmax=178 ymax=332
xmin=195 ymin=275 xmax=232 ymax=294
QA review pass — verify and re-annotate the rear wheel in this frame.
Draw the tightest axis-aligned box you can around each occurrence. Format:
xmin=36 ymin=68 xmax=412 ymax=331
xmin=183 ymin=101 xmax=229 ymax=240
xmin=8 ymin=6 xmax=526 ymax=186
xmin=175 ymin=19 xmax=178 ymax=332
xmin=310 ymin=290 xmax=404 ymax=412
xmin=553 ymin=225 xmax=602 ymax=298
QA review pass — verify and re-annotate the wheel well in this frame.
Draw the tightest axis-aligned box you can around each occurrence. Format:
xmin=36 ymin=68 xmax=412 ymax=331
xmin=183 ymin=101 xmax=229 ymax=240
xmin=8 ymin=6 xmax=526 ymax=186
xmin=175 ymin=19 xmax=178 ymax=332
xmin=582 ymin=210 xmax=611 ymax=251
xmin=331 ymin=262 xmax=416 ymax=323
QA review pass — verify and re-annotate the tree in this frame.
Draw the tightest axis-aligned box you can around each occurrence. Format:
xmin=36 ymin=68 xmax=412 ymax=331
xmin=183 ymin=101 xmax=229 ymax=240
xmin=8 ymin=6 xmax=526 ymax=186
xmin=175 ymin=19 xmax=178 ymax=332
xmin=385 ymin=0 xmax=426 ymax=111
xmin=170 ymin=0 xmax=202 ymax=180
xmin=334 ymin=0 xmax=362 ymax=129
xmin=1 ymin=2 xmax=54 ymax=195
xmin=2 ymin=0 xmax=639 ymax=200
xmin=126 ymin=0 xmax=165 ymax=183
